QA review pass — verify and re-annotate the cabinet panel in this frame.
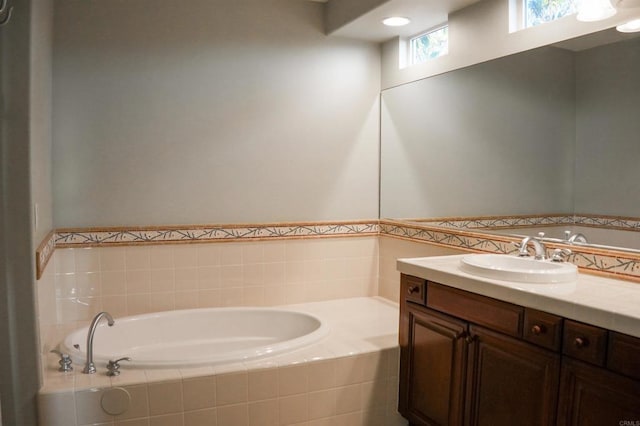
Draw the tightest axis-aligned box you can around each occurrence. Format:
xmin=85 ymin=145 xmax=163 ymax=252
xmin=400 ymin=305 xmax=467 ymax=426
xmin=562 ymin=320 xmax=607 ymax=366
xmin=466 ymin=325 xmax=560 ymax=426
xmin=607 ymin=332 xmax=640 ymax=380
xmin=523 ymin=308 xmax=563 ymax=351
xmin=402 ymin=274 xmax=426 ymax=305
xmin=557 ymin=358 xmax=640 ymax=426
xmin=426 ymin=282 xmax=523 ymax=337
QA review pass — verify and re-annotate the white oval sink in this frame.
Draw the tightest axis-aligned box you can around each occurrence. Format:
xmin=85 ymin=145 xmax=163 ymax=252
xmin=460 ymin=254 xmax=578 ymax=283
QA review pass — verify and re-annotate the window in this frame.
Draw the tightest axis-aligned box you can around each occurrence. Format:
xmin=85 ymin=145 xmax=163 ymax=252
xmin=524 ymin=0 xmax=578 ymax=27
xmin=410 ymin=26 xmax=449 ymax=65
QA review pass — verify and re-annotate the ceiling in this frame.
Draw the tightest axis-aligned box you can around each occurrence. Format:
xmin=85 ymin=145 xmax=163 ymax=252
xmin=317 ymin=0 xmax=482 ymax=42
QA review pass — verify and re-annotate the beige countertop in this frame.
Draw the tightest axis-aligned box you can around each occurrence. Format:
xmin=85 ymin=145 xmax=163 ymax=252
xmin=397 ymin=254 xmax=640 ymax=338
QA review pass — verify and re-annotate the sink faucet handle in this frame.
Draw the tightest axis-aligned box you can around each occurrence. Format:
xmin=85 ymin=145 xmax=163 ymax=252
xmin=50 ymin=349 xmax=73 ymax=372
xmin=106 ymin=357 xmax=131 ymax=376
xmin=514 ymin=237 xmax=532 ymax=257
xmin=536 ymin=232 xmax=545 ymax=239
xmin=551 ymin=248 xmax=572 ymax=262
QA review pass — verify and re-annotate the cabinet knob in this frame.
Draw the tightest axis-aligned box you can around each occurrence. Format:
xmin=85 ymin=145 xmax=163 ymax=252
xmin=574 ymin=337 xmax=588 ymax=348
xmin=531 ymin=325 xmax=545 ymax=335
xmin=407 ymin=286 xmax=420 ymax=294
xmin=465 ymin=335 xmax=477 ymax=344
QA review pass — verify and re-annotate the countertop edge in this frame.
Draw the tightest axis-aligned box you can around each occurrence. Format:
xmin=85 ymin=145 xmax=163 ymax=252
xmin=397 ymin=255 xmax=640 ymax=339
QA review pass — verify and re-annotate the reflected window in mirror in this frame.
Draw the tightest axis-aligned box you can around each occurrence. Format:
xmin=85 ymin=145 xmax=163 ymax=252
xmin=410 ymin=26 xmax=449 ymax=66
xmin=524 ymin=0 xmax=578 ymax=27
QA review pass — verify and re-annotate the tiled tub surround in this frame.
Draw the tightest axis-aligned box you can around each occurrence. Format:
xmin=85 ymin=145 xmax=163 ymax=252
xmin=37 ymin=236 xmax=380 ymax=363
xmin=38 ymin=297 xmax=406 ymax=426
xmin=36 ymin=221 xmax=379 ymax=279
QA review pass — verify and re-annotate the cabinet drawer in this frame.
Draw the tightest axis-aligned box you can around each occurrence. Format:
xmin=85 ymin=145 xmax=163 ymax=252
xmin=426 ymin=282 xmax=523 ymax=337
xmin=523 ymin=309 xmax=563 ymax=351
xmin=562 ymin=320 xmax=607 ymax=366
xmin=607 ymin=332 xmax=640 ymax=381
xmin=401 ymin=274 xmax=426 ymax=305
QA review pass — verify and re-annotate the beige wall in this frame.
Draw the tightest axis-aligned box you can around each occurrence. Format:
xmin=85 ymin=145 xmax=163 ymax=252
xmin=53 ymin=0 xmax=381 ymax=228
xmin=381 ymin=0 xmax=638 ymax=89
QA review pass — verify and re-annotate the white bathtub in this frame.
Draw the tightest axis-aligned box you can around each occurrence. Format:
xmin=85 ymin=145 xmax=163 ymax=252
xmin=61 ymin=307 xmax=329 ymax=369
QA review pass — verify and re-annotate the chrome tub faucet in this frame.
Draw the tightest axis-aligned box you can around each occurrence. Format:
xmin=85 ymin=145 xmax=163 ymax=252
xmin=83 ymin=311 xmax=115 ymax=374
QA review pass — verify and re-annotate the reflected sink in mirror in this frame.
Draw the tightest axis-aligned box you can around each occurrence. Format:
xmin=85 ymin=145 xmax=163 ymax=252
xmin=460 ymin=254 xmax=578 ymax=283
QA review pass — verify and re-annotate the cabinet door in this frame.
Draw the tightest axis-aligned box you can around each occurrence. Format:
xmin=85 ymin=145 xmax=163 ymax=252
xmin=557 ymin=357 xmax=640 ymax=426
xmin=465 ymin=325 xmax=560 ymax=426
xmin=399 ymin=305 xmax=468 ymax=426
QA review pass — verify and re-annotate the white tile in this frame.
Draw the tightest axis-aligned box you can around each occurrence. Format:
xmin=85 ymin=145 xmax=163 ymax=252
xmin=125 ymin=246 xmax=151 ymax=270
xmin=198 ymin=244 xmax=221 ymax=267
xmin=38 ymin=391 xmax=77 ymax=426
xmin=100 ymin=247 xmax=126 ymax=271
xmin=150 ymin=246 xmax=174 ymax=269
xmin=220 ymin=244 xmax=243 ymax=266
xmin=174 ymin=245 xmax=199 ymax=269
xmin=75 ymin=248 xmax=101 ymax=273
xmin=55 ymin=249 xmax=76 ymax=274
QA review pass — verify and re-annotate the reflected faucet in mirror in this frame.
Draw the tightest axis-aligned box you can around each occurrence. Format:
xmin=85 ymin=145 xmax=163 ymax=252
xmin=565 ymin=231 xmax=588 ymax=244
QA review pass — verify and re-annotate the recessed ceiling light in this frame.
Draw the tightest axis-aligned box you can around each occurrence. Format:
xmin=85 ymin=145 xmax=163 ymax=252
xmin=617 ymin=18 xmax=640 ymax=32
xmin=576 ymin=0 xmax=617 ymax=21
xmin=382 ymin=17 xmax=411 ymax=27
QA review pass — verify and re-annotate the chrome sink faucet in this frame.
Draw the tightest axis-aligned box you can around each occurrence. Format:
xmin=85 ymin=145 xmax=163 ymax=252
xmin=83 ymin=311 xmax=115 ymax=374
xmin=517 ymin=233 xmax=547 ymax=260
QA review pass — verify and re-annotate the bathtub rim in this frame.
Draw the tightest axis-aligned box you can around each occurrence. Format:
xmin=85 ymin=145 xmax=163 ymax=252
xmin=60 ymin=306 xmax=330 ymax=369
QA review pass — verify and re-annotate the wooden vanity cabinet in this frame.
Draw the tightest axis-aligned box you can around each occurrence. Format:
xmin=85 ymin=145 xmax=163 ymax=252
xmin=399 ymin=303 xmax=467 ymax=425
xmin=399 ymin=274 xmax=640 ymax=426
xmin=557 ymin=357 xmax=640 ymax=426
xmin=399 ymin=275 xmax=560 ymax=426
xmin=465 ymin=325 xmax=560 ymax=426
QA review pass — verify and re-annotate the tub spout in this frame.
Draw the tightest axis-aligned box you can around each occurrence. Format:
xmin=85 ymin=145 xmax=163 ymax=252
xmin=83 ymin=311 xmax=115 ymax=374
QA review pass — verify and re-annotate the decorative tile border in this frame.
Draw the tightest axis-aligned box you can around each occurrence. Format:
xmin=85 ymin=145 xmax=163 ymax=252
xmin=35 ymin=215 xmax=640 ymax=282
xmin=574 ymin=214 xmax=640 ymax=231
xmin=380 ymin=220 xmax=517 ymax=254
xmin=380 ymin=219 xmax=640 ymax=283
xmin=54 ymin=221 xmax=379 ymax=246
xmin=35 ymin=230 xmax=56 ymax=280
xmin=35 ymin=220 xmax=380 ymax=278
xmin=408 ymin=214 xmax=575 ymax=230
xmin=408 ymin=213 xmax=640 ymax=233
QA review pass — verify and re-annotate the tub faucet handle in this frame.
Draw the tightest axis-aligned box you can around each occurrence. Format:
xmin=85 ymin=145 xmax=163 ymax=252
xmin=50 ymin=349 xmax=73 ymax=372
xmin=106 ymin=357 xmax=131 ymax=376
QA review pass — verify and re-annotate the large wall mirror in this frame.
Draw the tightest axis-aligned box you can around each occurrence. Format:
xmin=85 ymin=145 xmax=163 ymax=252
xmin=380 ymin=27 xmax=640 ymax=253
